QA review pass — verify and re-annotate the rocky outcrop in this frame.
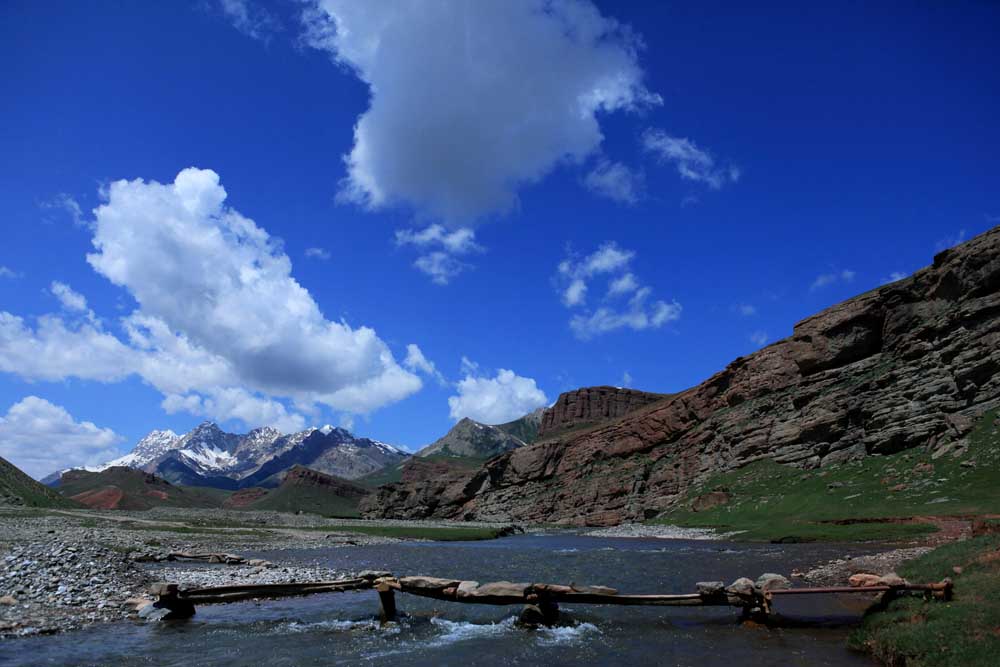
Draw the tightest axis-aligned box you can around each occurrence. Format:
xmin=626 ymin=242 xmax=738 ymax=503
xmin=538 ymin=386 xmax=668 ymax=438
xmin=416 ymin=418 xmax=528 ymax=459
xmin=364 ymin=225 xmax=1000 ymax=525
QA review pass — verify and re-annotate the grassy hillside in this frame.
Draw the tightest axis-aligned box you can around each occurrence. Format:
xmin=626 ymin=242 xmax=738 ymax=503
xmin=57 ymin=467 xmax=226 ymax=510
xmin=851 ymin=533 xmax=1000 ymax=666
xmin=244 ymin=466 xmax=368 ymax=518
xmin=653 ymin=409 xmax=1000 ymax=541
xmin=0 ymin=457 xmax=80 ymax=508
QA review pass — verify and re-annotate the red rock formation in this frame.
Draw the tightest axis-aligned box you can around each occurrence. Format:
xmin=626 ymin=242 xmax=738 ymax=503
xmin=364 ymin=225 xmax=1000 ymax=525
xmin=538 ymin=386 xmax=668 ymax=438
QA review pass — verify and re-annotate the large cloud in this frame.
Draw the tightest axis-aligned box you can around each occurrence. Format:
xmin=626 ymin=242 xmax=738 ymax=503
xmin=0 ymin=168 xmax=424 ymax=429
xmin=448 ymin=364 xmax=548 ymax=424
xmin=0 ymin=396 xmax=122 ymax=479
xmin=303 ymin=0 xmax=659 ymax=224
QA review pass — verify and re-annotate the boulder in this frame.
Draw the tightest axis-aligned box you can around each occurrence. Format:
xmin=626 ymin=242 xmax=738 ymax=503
xmin=755 ymin=573 xmax=791 ymax=592
xmin=848 ymin=573 xmax=882 ymax=588
xmin=695 ymin=581 xmax=725 ymax=597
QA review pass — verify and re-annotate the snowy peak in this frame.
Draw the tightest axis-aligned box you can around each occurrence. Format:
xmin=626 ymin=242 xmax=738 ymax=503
xmin=92 ymin=429 xmax=181 ymax=472
xmin=78 ymin=421 xmax=410 ymax=487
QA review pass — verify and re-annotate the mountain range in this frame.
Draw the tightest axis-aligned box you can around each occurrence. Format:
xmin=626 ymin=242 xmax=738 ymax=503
xmin=45 ymin=421 xmax=408 ymax=491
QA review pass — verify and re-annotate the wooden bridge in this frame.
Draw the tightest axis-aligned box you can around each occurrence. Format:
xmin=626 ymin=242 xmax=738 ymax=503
xmin=144 ymin=570 xmax=953 ymax=627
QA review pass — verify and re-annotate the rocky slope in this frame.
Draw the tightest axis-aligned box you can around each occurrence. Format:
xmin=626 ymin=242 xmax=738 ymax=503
xmin=416 ymin=417 xmax=529 ymax=459
xmin=363 ymin=225 xmax=1000 ymax=524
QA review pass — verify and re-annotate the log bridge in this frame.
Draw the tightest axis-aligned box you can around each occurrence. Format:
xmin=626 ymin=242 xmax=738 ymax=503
xmin=146 ymin=572 xmax=953 ymax=627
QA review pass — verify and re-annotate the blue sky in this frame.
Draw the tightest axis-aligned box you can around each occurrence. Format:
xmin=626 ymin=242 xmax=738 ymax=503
xmin=1 ymin=1 xmax=997 ymax=477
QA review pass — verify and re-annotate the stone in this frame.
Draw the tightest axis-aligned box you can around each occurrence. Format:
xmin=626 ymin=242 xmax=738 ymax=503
xmin=848 ymin=573 xmax=882 ymax=588
xmin=726 ymin=577 xmax=756 ymax=597
xmin=465 ymin=581 xmax=529 ymax=600
xmin=878 ymin=573 xmax=906 ymax=587
xmin=755 ymin=573 xmax=791 ymax=592
xmin=0 ymin=595 xmax=17 ymax=606
xmin=696 ymin=581 xmax=725 ymax=596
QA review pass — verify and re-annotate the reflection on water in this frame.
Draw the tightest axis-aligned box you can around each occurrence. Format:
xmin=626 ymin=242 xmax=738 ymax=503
xmin=2 ymin=534 xmax=880 ymax=666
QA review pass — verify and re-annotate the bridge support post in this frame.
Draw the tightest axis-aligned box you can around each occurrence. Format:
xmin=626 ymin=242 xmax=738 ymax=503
xmin=377 ymin=582 xmax=397 ymax=624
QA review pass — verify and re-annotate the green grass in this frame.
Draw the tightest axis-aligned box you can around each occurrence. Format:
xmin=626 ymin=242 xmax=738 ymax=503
xmin=650 ymin=409 xmax=1000 ymax=542
xmin=0 ymin=457 xmax=80 ymax=509
xmin=849 ymin=534 xmax=1000 ymax=666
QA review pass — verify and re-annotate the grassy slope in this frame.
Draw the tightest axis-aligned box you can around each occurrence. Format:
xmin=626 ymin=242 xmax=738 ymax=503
xmin=57 ymin=468 xmax=226 ymax=510
xmin=247 ymin=484 xmax=364 ymax=518
xmin=0 ymin=457 xmax=80 ymax=508
xmin=850 ymin=533 xmax=1000 ymax=666
xmin=653 ymin=409 xmax=1000 ymax=542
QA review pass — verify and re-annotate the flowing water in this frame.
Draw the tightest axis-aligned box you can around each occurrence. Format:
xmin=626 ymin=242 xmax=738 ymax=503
xmin=2 ymin=534 xmax=882 ymax=666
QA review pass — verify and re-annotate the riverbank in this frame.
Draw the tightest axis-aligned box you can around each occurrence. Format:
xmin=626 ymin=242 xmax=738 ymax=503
xmin=0 ymin=507 xmax=517 ymax=637
xmin=850 ymin=532 xmax=1000 ymax=666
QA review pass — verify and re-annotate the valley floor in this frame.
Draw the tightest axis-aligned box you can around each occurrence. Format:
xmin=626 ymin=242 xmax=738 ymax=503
xmin=0 ymin=507 xmax=515 ymax=638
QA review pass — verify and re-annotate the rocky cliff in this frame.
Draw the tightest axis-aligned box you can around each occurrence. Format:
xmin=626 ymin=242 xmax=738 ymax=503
xmin=363 ymin=225 xmax=1000 ymax=525
xmin=538 ymin=387 xmax=668 ymax=438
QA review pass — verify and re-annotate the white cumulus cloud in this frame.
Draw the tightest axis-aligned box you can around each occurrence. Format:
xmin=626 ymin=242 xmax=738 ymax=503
xmin=302 ymin=0 xmax=659 ymax=224
xmin=0 ymin=168 xmax=425 ymax=430
xmin=0 ymin=396 xmax=123 ymax=479
xmin=448 ymin=365 xmax=548 ymax=425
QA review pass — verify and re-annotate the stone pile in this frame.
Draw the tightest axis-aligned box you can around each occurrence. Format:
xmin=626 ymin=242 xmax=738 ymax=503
xmin=0 ymin=539 xmax=146 ymax=637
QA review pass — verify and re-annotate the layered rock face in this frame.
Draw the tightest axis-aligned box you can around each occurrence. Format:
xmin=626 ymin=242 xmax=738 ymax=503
xmin=364 ymin=226 xmax=1000 ymax=525
xmin=538 ymin=387 xmax=667 ymax=438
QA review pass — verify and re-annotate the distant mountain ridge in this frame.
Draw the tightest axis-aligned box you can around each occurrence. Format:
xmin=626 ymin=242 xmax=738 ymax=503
xmin=415 ymin=408 xmax=546 ymax=460
xmin=48 ymin=421 xmax=408 ymax=491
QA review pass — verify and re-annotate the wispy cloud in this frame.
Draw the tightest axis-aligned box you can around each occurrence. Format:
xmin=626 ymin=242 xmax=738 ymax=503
xmin=217 ymin=0 xmax=279 ymax=43
xmin=0 ymin=266 xmax=20 ymax=279
xmin=935 ymin=229 xmax=967 ymax=252
xmin=584 ymin=159 xmax=644 ymax=205
xmin=304 ymin=247 xmax=331 ymax=260
xmin=733 ymin=303 xmax=757 ymax=317
xmin=641 ymin=129 xmax=740 ymax=190
xmin=395 ymin=224 xmax=482 ymax=285
xmin=880 ymin=271 xmax=909 ymax=285
xmin=749 ymin=330 xmax=769 ymax=347
xmin=810 ymin=269 xmax=856 ymax=292
xmin=557 ymin=242 xmax=681 ymax=339
xmin=40 ymin=193 xmax=86 ymax=227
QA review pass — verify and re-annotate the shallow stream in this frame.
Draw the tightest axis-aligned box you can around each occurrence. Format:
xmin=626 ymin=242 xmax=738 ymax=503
xmin=3 ymin=534 xmax=882 ymax=666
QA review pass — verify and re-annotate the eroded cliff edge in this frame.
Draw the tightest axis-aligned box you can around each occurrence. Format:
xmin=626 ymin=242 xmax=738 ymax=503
xmin=362 ymin=226 xmax=1000 ymax=525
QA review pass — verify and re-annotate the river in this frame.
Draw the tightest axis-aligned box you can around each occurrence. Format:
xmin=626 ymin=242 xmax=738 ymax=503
xmin=3 ymin=533 xmax=881 ymax=666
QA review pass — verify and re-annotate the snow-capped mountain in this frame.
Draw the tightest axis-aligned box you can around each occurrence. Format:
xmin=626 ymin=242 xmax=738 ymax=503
xmin=50 ymin=421 xmax=410 ymax=489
